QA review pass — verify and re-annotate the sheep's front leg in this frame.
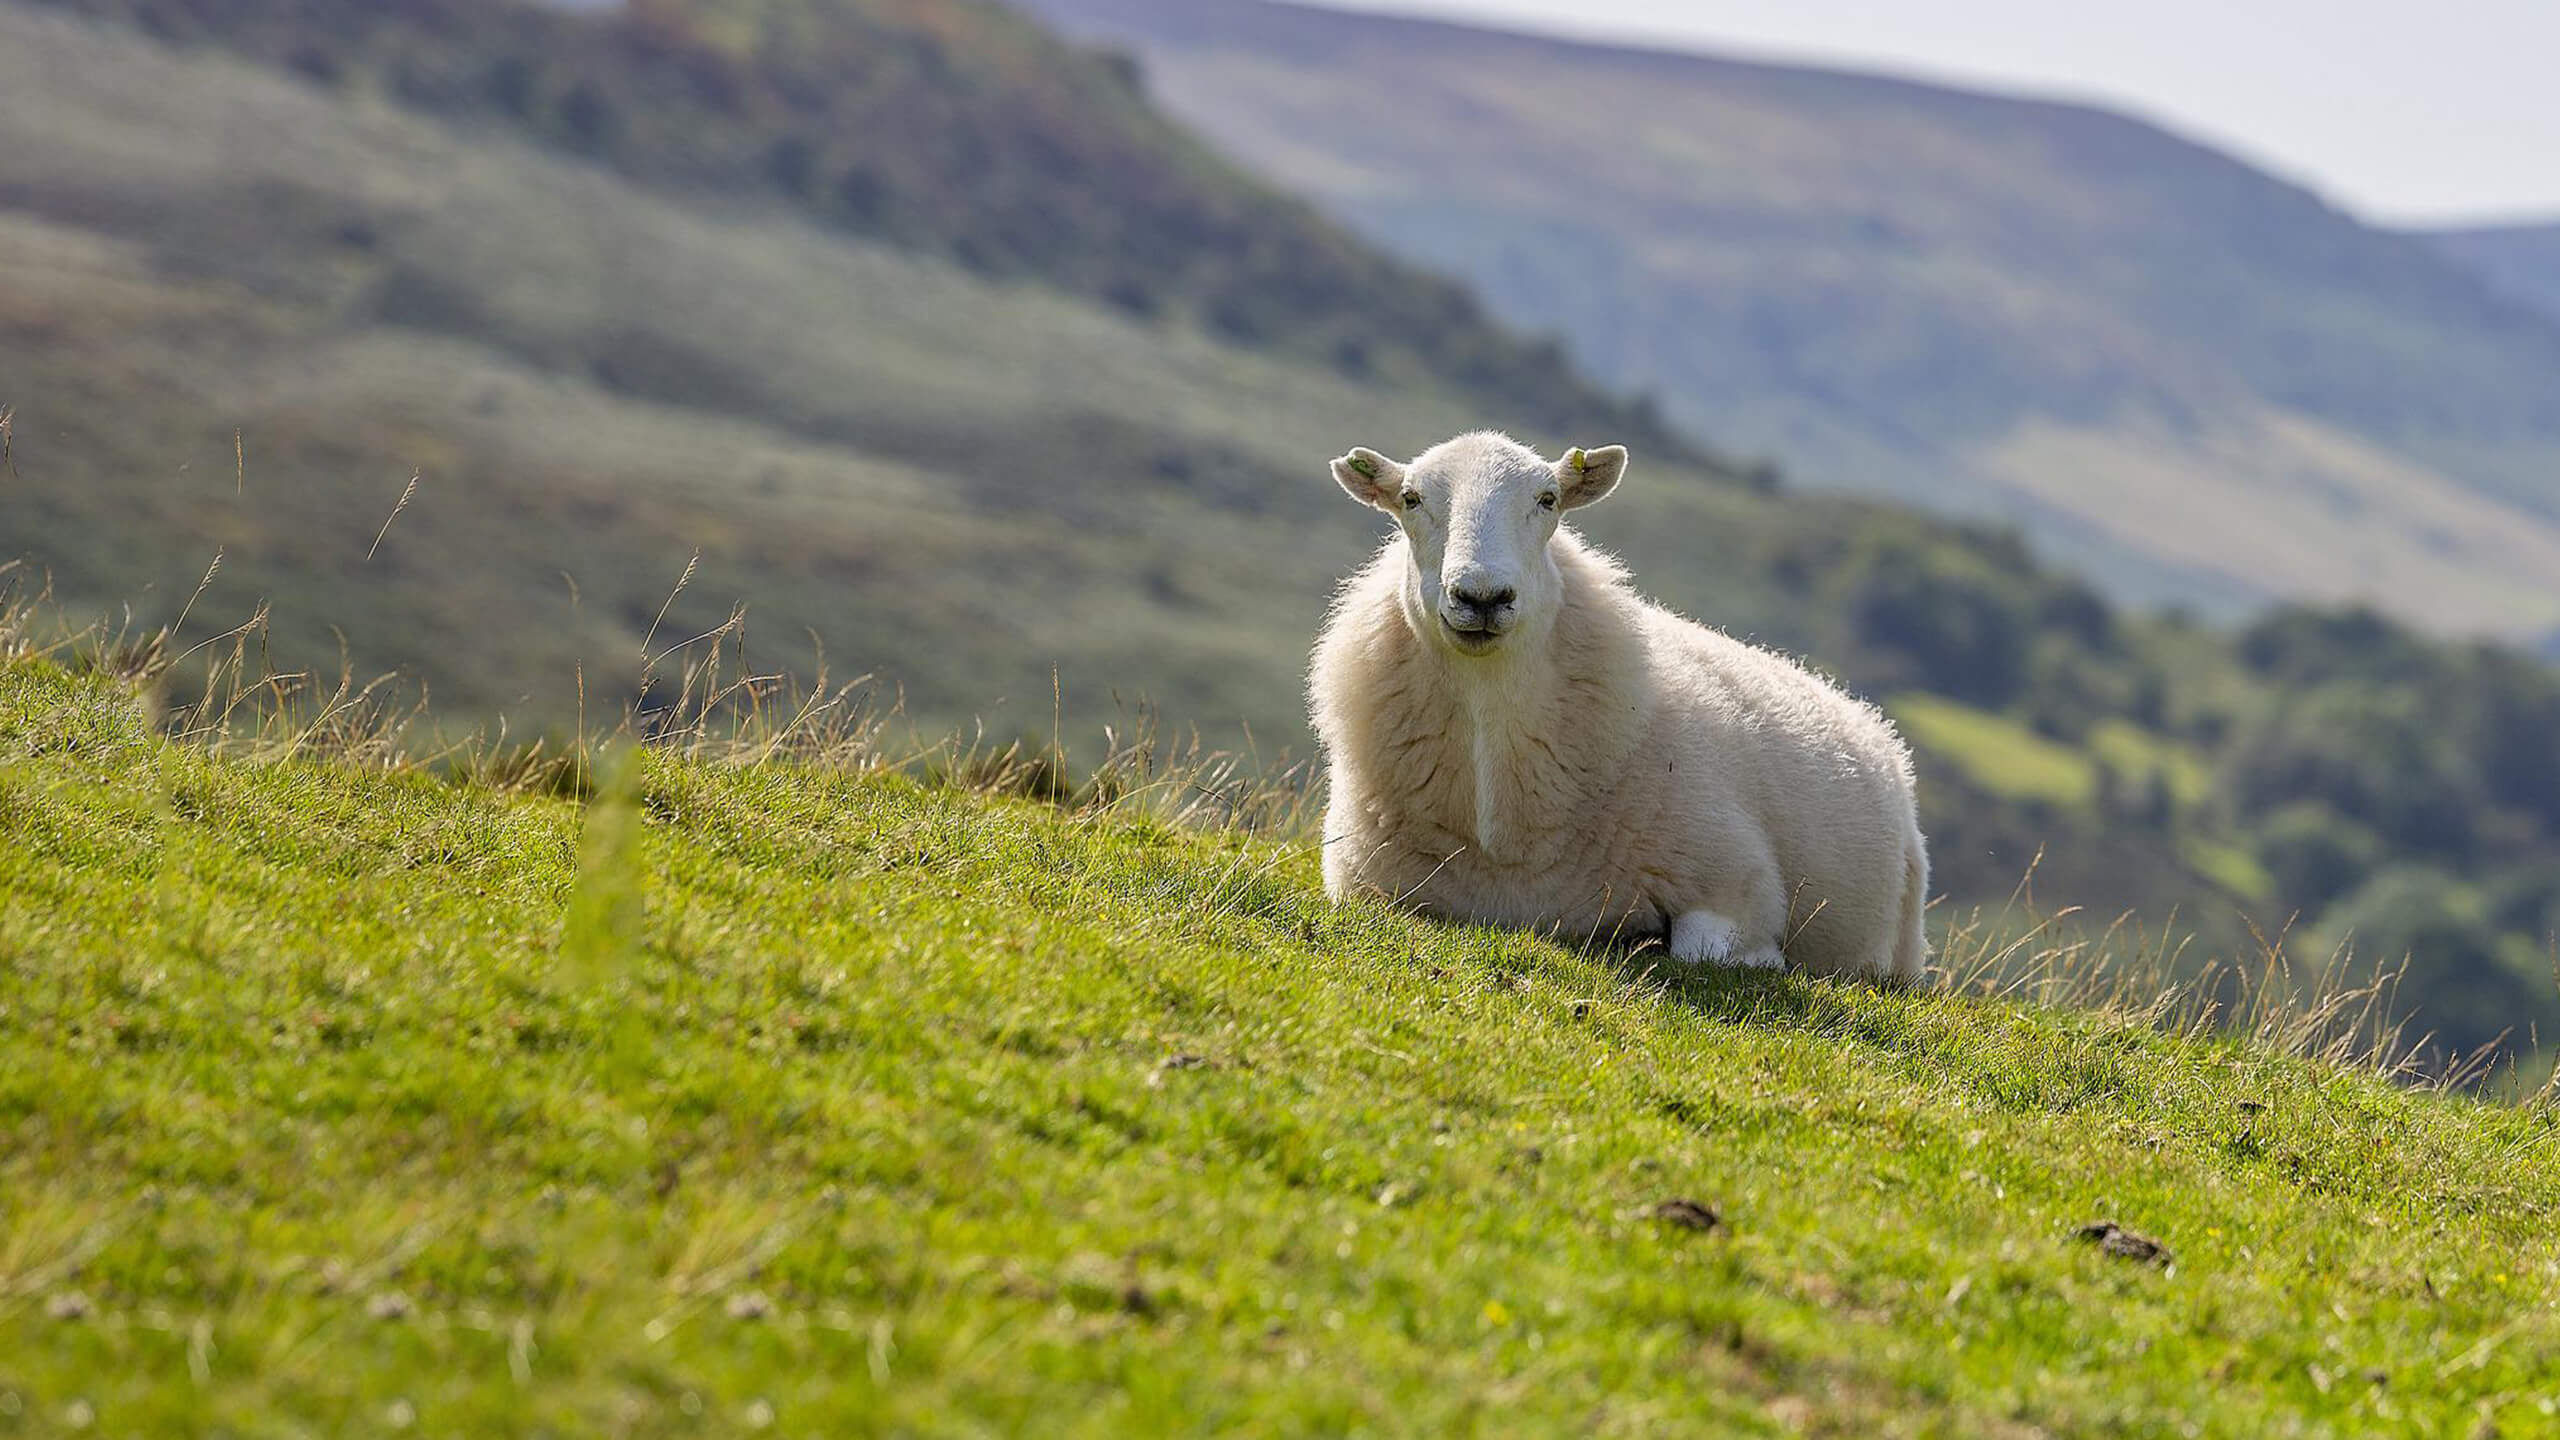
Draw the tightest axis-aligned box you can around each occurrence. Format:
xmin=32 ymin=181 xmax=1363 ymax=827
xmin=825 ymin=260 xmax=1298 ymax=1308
xmin=1667 ymin=909 xmax=1785 ymax=970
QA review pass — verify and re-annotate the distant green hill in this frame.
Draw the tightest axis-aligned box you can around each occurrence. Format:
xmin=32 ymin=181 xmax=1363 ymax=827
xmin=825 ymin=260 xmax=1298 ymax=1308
xmin=1014 ymin=0 xmax=2560 ymax=641
xmin=0 ymin=1 xmax=1564 ymax=728
xmin=22 ymin=0 xmax=1680 ymax=452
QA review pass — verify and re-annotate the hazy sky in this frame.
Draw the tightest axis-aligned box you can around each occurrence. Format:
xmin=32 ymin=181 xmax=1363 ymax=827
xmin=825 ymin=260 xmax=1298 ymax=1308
xmin=1315 ymin=0 xmax=2560 ymax=225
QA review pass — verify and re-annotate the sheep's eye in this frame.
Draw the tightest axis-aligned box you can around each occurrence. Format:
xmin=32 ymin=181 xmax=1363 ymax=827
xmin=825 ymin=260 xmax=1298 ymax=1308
xmin=1399 ymin=490 xmax=1424 ymax=510
xmin=1537 ymin=492 xmax=1559 ymax=511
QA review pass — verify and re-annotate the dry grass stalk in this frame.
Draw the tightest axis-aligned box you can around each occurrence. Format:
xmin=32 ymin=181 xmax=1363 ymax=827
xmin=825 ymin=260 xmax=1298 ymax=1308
xmin=367 ymin=470 xmax=421 ymax=561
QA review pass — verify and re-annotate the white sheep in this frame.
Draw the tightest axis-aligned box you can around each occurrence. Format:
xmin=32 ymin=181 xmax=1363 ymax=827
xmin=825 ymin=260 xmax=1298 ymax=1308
xmin=1309 ymin=432 xmax=1932 ymax=984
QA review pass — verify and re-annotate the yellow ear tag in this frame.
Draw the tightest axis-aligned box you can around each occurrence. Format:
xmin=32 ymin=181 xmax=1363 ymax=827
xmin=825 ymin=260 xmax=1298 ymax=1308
xmin=1568 ymin=448 xmax=1589 ymax=472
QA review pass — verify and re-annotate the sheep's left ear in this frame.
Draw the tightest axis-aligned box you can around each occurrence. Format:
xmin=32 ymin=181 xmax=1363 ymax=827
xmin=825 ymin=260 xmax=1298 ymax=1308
xmin=1554 ymin=445 xmax=1628 ymax=510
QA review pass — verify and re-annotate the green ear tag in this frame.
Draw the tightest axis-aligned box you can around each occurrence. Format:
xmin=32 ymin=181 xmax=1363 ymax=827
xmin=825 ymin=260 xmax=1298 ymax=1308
xmin=1348 ymin=454 xmax=1379 ymax=480
xmin=1568 ymin=448 xmax=1588 ymax=472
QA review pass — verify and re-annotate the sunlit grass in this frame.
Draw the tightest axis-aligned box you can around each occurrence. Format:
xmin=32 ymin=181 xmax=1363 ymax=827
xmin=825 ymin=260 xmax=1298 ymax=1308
xmin=4 ymin=656 xmax=2558 ymax=1434
xmin=1890 ymin=694 xmax=2093 ymax=809
xmin=2182 ymin=837 xmax=2277 ymax=904
xmin=2089 ymin=718 xmax=2214 ymax=810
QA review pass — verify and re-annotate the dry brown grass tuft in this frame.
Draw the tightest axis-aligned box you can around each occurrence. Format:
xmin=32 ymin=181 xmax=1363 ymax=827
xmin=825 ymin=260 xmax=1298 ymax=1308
xmin=1931 ymin=852 xmax=2492 ymax=1093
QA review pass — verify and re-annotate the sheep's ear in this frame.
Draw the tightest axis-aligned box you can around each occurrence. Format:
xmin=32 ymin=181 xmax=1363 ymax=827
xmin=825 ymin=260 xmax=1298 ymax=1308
xmin=1331 ymin=447 xmax=1408 ymax=511
xmin=1554 ymin=445 xmax=1628 ymax=510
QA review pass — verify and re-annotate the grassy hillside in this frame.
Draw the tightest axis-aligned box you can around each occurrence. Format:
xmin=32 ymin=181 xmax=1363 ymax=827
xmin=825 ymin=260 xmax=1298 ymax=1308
xmin=0 ymin=0 xmax=1800 ymax=738
xmin=20 ymin=0 xmax=1678 ymax=449
xmin=8 ymin=658 xmax=2560 ymax=1433
xmin=0 ymin=0 xmax=1626 ymax=737
xmin=2425 ymin=221 xmax=2560 ymax=330
xmin=0 ymin=2 xmax=2208 ymax=907
xmin=1015 ymin=0 xmax=2560 ymax=643
xmin=4 ymin=1 xmax=2557 ymax=1071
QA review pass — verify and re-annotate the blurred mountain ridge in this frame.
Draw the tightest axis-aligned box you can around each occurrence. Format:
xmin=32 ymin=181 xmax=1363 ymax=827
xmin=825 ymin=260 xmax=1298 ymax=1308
xmin=1013 ymin=0 xmax=2560 ymax=641
xmin=2421 ymin=220 xmax=2560 ymax=329
xmin=19 ymin=0 xmax=1693 ymax=454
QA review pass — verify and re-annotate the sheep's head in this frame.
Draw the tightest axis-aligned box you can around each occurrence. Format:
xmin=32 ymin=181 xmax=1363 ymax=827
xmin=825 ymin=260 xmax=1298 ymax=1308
xmin=1331 ymin=432 xmax=1626 ymax=657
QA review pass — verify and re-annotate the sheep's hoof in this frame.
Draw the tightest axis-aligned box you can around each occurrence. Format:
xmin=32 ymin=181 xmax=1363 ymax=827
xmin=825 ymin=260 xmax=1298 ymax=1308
xmin=1667 ymin=909 xmax=1736 ymax=963
xmin=1669 ymin=911 xmax=1786 ymax=970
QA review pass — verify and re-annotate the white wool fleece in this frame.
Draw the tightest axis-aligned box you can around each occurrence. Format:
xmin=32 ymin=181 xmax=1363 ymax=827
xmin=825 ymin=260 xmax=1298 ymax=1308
xmin=1309 ymin=432 xmax=1931 ymax=984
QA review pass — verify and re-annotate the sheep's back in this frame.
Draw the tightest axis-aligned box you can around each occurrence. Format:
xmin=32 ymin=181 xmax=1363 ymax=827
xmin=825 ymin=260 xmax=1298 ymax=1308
xmin=1637 ymin=605 xmax=1919 ymax=883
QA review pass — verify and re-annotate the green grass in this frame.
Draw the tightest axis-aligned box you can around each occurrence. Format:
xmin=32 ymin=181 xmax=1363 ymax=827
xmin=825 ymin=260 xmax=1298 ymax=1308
xmin=14 ymin=0 xmax=2558 ymax=1072
xmin=2089 ymin=720 xmax=2215 ymax=812
xmin=6 ymin=660 xmax=2560 ymax=1434
xmin=2182 ymin=838 xmax=2278 ymax=906
xmin=1892 ymin=697 xmax=2276 ymax=906
xmin=1890 ymin=695 xmax=2095 ymax=810
xmin=1894 ymin=704 xmax=2255 ymax=909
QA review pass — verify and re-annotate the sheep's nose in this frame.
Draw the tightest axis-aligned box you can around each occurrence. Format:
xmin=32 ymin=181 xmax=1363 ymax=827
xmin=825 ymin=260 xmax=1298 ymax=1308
xmin=1450 ymin=583 xmax=1516 ymax=613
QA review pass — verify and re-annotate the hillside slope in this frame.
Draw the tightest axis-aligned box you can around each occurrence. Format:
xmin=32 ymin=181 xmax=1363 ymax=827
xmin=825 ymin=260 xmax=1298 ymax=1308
xmin=1014 ymin=0 xmax=2560 ymax=640
xmin=0 ymin=0 xmax=2220 ymax=907
xmin=7 ymin=1 xmax=2560 ymax=1064
xmin=0 ymin=0 xmax=1691 ymax=739
xmin=19 ymin=0 xmax=1676 ymax=449
xmin=5 ymin=659 xmax=2559 ymax=1433
xmin=2425 ymin=221 xmax=2560 ymax=328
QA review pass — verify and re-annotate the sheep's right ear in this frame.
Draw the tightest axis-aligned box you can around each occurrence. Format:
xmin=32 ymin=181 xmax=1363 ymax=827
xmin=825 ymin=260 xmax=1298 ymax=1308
xmin=1331 ymin=447 xmax=1408 ymax=512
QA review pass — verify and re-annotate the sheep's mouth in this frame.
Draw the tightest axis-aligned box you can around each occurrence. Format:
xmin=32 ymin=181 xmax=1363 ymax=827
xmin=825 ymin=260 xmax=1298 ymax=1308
xmin=1440 ymin=616 xmax=1507 ymax=653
